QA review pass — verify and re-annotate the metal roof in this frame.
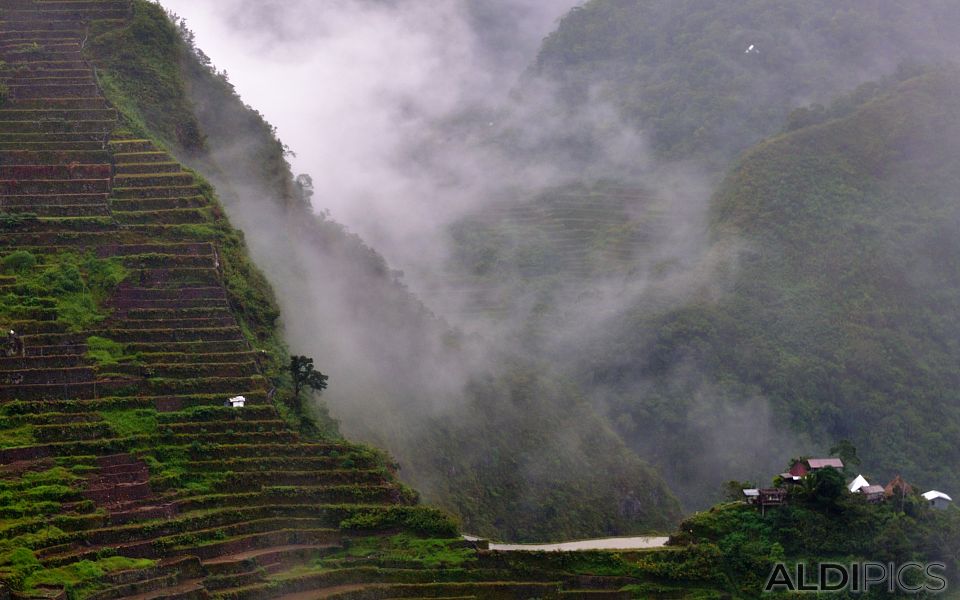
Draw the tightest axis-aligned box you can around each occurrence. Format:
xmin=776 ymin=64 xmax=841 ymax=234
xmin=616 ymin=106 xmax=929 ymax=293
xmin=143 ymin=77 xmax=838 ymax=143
xmin=849 ymin=474 xmax=870 ymax=492
xmin=922 ymin=490 xmax=953 ymax=502
xmin=807 ymin=458 xmax=844 ymax=469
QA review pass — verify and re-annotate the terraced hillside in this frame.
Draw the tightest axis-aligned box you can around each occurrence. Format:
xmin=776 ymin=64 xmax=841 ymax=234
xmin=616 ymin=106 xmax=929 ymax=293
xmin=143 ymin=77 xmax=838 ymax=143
xmin=0 ymin=2 xmax=713 ymax=599
xmin=437 ymin=184 xmax=657 ymax=322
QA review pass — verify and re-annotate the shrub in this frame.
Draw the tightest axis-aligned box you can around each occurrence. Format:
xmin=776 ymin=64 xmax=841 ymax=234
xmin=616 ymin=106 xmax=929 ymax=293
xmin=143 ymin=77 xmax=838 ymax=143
xmin=0 ymin=252 xmax=127 ymax=330
xmin=86 ymin=336 xmax=140 ymax=367
xmin=1 ymin=251 xmax=36 ymax=275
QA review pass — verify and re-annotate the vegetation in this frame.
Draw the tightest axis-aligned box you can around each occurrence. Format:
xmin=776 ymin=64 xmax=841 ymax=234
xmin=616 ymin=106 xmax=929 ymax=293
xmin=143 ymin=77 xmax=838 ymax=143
xmin=433 ymin=2 xmax=960 ymax=521
xmin=330 ymin=533 xmax=476 ymax=568
xmin=88 ymin=3 xmax=296 ymax=398
xmin=577 ymin=68 xmax=960 ymax=509
xmin=79 ymin=0 xmax=687 ymax=541
xmin=85 ymin=336 xmax=140 ymax=368
xmin=534 ymin=0 xmax=960 ymax=167
xmin=289 ymin=355 xmax=329 ymax=404
xmin=662 ymin=481 xmax=960 ymax=597
xmin=3 ymin=553 xmax=156 ymax=600
xmin=87 ymin=2 xmax=204 ymax=151
xmin=0 ymin=252 xmax=127 ymax=331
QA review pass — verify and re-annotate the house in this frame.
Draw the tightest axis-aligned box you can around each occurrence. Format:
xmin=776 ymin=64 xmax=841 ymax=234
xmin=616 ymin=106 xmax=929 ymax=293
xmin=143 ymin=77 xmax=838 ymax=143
xmin=848 ymin=474 xmax=870 ymax=493
xmin=779 ymin=471 xmax=803 ymax=484
xmin=860 ymin=485 xmax=885 ymax=503
xmin=782 ymin=458 xmax=844 ymax=483
xmin=756 ymin=488 xmax=788 ymax=515
xmin=806 ymin=458 xmax=844 ymax=471
xmin=922 ymin=491 xmax=953 ymax=510
xmin=225 ymin=395 xmax=246 ymax=408
xmin=845 ymin=475 xmax=884 ymax=502
xmin=884 ymin=475 xmax=913 ymax=499
xmin=759 ymin=488 xmax=788 ymax=506
xmin=745 ymin=488 xmax=788 ymax=514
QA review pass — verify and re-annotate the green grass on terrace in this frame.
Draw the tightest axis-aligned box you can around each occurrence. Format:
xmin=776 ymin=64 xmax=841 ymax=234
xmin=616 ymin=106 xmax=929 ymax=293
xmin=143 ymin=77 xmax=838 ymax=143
xmin=0 ymin=250 xmax=127 ymax=331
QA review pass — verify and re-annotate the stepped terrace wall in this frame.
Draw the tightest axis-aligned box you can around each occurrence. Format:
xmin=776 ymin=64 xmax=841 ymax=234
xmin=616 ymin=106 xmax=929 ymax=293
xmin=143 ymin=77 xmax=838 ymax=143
xmin=0 ymin=2 xmax=723 ymax=598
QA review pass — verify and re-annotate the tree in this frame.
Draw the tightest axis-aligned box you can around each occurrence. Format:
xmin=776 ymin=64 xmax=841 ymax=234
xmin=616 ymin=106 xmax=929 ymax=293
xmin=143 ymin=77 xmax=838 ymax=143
xmin=295 ymin=174 xmax=314 ymax=204
xmin=723 ymin=480 xmax=756 ymax=502
xmin=290 ymin=355 xmax=328 ymax=403
xmin=829 ymin=440 xmax=862 ymax=473
xmin=798 ymin=468 xmax=847 ymax=512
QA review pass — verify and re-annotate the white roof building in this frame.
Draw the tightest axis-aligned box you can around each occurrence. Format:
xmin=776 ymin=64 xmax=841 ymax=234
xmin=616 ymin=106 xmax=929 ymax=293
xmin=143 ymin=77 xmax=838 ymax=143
xmin=922 ymin=490 xmax=953 ymax=510
xmin=849 ymin=474 xmax=870 ymax=493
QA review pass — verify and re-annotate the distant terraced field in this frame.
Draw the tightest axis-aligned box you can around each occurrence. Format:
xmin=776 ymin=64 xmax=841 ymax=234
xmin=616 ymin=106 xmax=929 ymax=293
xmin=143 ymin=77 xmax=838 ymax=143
xmin=0 ymin=2 xmax=720 ymax=599
xmin=432 ymin=185 xmax=658 ymax=321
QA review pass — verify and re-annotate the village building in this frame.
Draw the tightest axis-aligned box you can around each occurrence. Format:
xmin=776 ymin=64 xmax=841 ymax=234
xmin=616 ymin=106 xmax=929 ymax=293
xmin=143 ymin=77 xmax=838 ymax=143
xmin=884 ymin=475 xmax=913 ymax=499
xmin=847 ymin=474 xmax=885 ymax=503
xmin=780 ymin=458 xmax=844 ymax=483
xmin=742 ymin=487 xmax=788 ymax=514
xmin=848 ymin=474 xmax=870 ymax=493
xmin=922 ymin=491 xmax=953 ymax=510
xmin=860 ymin=485 xmax=885 ymax=503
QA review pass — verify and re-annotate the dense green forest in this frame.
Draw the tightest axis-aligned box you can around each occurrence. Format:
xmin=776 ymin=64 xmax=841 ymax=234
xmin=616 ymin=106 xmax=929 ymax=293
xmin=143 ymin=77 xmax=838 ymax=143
xmin=648 ymin=67 xmax=960 ymax=499
xmin=548 ymin=68 xmax=960 ymax=509
xmin=534 ymin=0 xmax=960 ymax=167
xmin=666 ymin=468 xmax=960 ymax=597
xmin=434 ymin=0 xmax=960 ymax=513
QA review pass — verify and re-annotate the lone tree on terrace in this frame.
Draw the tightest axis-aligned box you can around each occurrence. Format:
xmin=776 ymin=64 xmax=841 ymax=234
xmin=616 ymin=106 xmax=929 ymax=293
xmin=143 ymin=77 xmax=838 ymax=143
xmin=290 ymin=355 xmax=329 ymax=404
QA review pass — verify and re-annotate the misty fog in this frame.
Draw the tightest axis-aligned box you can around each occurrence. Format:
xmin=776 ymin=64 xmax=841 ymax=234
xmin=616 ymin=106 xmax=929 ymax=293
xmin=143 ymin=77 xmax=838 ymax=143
xmin=156 ymin=0 xmax=581 ymax=283
xmin=156 ymin=0 xmax=810 ymax=524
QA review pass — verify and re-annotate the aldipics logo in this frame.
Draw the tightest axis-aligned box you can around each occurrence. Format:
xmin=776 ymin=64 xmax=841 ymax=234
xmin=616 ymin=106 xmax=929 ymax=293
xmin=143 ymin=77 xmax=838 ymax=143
xmin=764 ymin=562 xmax=948 ymax=594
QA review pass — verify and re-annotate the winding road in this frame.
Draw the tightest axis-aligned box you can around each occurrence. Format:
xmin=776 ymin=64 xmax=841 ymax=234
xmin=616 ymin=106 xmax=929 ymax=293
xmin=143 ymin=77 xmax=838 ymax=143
xmin=465 ymin=536 xmax=670 ymax=552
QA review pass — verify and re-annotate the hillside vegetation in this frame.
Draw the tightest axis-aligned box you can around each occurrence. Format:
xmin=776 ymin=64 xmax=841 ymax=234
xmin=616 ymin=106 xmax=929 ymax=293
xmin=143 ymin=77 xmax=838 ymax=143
xmin=0 ymin=1 xmax=696 ymax=598
xmin=427 ymin=1 xmax=960 ymax=513
xmin=534 ymin=0 xmax=960 ymax=167
xmin=587 ymin=67 xmax=960 ymax=510
xmin=82 ymin=0 xmax=683 ymax=541
xmin=665 ymin=472 xmax=960 ymax=597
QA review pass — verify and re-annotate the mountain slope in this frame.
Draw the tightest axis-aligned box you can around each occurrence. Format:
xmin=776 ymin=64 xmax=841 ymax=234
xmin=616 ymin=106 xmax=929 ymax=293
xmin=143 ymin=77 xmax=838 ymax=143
xmin=80 ymin=0 xmax=683 ymax=541
xmin=593 ymin=67 xmax=960 ymax=507
xmin=0 ymin=2 xmax=475 ymax=597
xmin=0 ymin=2 xmax=703 ymax=598
xmin=428 ymin=1 xmax=960 ymax=512
xmin=534 ymin=0 xmax=960 ymax=167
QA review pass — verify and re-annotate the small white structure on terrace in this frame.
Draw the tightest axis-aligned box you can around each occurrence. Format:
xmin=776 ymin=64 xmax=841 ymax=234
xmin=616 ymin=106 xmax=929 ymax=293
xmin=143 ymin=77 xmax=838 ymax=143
xmin=226 ymin=395 xmax=246 ymax=408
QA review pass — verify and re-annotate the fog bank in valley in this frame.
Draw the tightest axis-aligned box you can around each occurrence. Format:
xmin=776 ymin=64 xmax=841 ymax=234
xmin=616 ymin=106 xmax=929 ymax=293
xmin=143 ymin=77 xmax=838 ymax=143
xmin=156 ymin=0 xmax=807 ymax=522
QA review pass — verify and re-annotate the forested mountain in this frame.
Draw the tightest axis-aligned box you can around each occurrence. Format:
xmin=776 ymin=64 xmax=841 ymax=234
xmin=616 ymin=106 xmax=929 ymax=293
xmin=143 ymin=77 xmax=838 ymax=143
xmin=438 ymin=0 xmax=960 ymax=510
xmin=534 ymin=0 xmax=960 ymax=167
xmin=677 ymin=67 xmax=960 ymax=497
